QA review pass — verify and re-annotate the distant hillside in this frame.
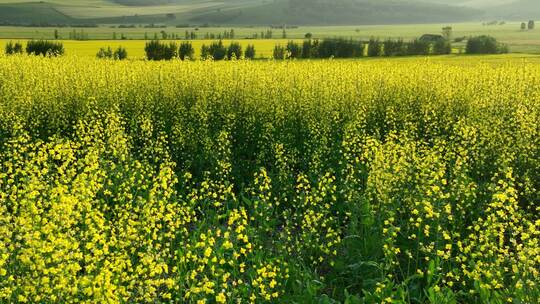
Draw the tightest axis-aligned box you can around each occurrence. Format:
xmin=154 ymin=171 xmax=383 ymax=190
xmin=0 ymin=0 xmax=482 ymax=25
xmin=487 ymin=0 xmax=540 ymax=19
xmin=424 ymin=0 xmax=540 ymax=19
xmin=191 ymin=0 xmax=480 ymax=25
xmin=113 ymin=0 xmax=176 ymax=5
xmin=421 ymin=0 xmax=514 ymax=7
xmin=0 ymin=2 xmax=76 ymax=25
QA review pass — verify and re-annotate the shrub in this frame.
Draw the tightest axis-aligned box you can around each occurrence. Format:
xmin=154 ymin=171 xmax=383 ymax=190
xmin=5 ymin=41 xmax=23 ymax=55
xmin=145 ymin=40 xmax=177 ymax=60
xmin=179 ymin=42 xmax=194 ymax=60
xmin=97 ymin=46 xmax=128 ymax=60
xmin=227 ymin=42 xmax=242 ymax=60
xmin=96 ymin=47 xmax=113 ymax=59
xmin=26 ymin=40 xmax=64 ymax=56
xmin=114 ymin=46 xmax=128 ymax=60
xmin=244 ymin=44 xmax=256 ymax=59
xmin=498 ymin=44 xmax=510 ymax=54
xmin=466 ymin=35 xmax=507 ymax=54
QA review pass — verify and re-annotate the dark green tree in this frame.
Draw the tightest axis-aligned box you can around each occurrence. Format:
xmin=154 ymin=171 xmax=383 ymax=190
xmin=383 ymin=38 xmax=406 ymax=56
xmin=208 ymin=40 xmax=227 ymax=60
xmin=286 ymin=41 xmax=302 ymax=58
xmin=5 ymin=41 xmax=23 ymax=55
xmin=368 ymin=38 xmax=382 ymax=57
xmin=466 ymin=35 xmax=508 ymax=54
xmin=179 ymin=41 xmax=194 ymax=60
xmin=26 ymin=40 xmax=64 ymax=56
xmin=244 ymin=45 xmax=256 ymax=59
xmin=302 ymin=39 xmax=315 ymax=58
xmin=96 ymin=46 xmax=113 ymax=59
xmin=407 ymin=39 xmax=430 ymax=55
xmin=145 ymin=40 xmax=177 ymax=60
xmin=433 ymin=40 xmax=452 ymax=55
xmin=201 ymin=44 xmax=210 ymax=59
xmin=273 ymin=45 xmax=286 ymax=59
xmin=227 ymin=42 xmax=243 ymax=60
xmin=114 ymin=46 xmax=128 ymax=60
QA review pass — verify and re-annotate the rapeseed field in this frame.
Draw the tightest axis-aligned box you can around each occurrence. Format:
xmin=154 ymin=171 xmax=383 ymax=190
xmin=0 ymin=55 xmax=538 ymax=303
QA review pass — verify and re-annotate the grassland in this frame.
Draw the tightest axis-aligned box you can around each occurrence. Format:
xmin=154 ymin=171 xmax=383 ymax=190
xmin=2 ymin=22 xmax=540 ymax=53
xmin=0 ymin=54 xmax=539 ymax=304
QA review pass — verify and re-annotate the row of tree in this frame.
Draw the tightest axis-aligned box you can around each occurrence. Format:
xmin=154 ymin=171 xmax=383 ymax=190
xmin=465 ymin=36 xmax=508 ymax=54
xmin=109 ymin=29 xmax=287 ymax=41
xmin=272 ymin=35 xmax=508 ymax=59
xmin=144 ymin=40 xmax=256 ymax=61
xmin=272 ymin=37 xmax=452 ymax=59
xmin=5 ymin=40 xmax=64 ymax=56
xmin=367 ymin=38 xmax=452 ymax=57
xmin=3 ymin=36 xmax=509 ymax=59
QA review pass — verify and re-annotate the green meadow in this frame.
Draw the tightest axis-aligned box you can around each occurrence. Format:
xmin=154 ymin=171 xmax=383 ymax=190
xmin=2 ymin=23 xmax=540 ymax=53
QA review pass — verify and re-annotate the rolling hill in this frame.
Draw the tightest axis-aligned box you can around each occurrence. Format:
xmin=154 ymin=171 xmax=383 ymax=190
xmin=191 ymin=0 xmax=480 ymax=25
xmin=422 ymin=0 xmax=540 ymax=19
xmin=0 ymin=0 xmax=494 ymax=26
xmin=487 ymin=0 xmax=540 ymax=19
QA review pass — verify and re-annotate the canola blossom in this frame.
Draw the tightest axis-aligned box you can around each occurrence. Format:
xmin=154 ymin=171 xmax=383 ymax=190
xmin=0 ymin=55 xmax=538 ymax=303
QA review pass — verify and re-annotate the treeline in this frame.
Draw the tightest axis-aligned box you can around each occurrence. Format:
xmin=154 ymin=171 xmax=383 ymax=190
xmin=371 ymin=37 xmax=452 ymax=56
xmin=4 ymin=40 xmax=64 ymax=56
xmin=271 ymin=35 xmax=507 ymax=59
xmin=144 ymin=40 xmax=256 ymax=61
xmin=143 ymin=37 xmax=451 ymax=61
xmin=271 ymin=37 xmax=452 ymax=59
xmin=3 ymin=36 xmax=508 ymax=60
xmin=465 ymin=35 xmax=509 ymax=54
xmin=273 ymin=38 xmax=363 ymax=59
xmin=67 ymin=29 xmax=90 ymax=40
